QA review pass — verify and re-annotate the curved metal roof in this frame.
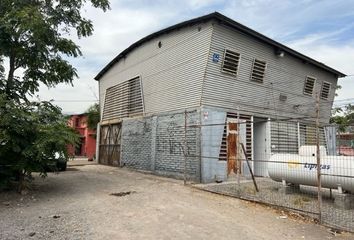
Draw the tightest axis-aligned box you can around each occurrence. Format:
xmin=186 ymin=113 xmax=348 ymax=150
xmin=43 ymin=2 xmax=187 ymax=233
xmin=94 ymin=12 xmax=345 ymax=80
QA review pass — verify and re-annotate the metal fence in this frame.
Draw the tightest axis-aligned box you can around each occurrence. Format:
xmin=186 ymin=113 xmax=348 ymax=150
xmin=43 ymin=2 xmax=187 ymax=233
xmin=174 ymin=111 xmax=354 ymax=232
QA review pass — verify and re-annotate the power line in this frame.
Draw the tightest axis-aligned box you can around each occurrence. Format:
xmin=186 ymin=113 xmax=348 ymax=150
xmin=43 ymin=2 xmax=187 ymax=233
xmin=50 ymin=100 xmax=98 ymax=102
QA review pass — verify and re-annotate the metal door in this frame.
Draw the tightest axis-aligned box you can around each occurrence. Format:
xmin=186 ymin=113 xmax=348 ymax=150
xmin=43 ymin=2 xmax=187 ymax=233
xmin=99 ymin=123 xmax=122 ymax=166
xmin=253 ymin=120 xmax=268 ymax=176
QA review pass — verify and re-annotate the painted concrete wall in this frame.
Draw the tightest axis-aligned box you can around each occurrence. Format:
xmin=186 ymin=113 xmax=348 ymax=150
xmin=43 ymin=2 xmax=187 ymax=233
xmin=200 ymin=106 xmax=227 ymax=183
xmin=67 ymin=114 xmax=96 ymax=159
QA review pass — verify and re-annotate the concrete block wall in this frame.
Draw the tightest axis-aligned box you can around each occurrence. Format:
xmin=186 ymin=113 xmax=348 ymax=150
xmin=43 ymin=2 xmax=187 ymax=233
xmin=121 ymin=117 xmax=153 ymax=170
xmin=120 ymin=109 xmax=201 ymax=181
xmin=155 ymin=110 xmax=200 ymax=180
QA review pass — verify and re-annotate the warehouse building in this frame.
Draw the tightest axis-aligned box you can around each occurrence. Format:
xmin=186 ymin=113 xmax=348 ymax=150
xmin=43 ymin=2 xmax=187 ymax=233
xmin=95 ymin=12 xmax=345 ymax=183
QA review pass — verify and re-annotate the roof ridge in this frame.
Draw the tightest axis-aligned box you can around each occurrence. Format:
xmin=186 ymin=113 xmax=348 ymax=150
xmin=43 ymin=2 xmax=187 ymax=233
xmin=94 ymin=12 xmax=345 ymax=80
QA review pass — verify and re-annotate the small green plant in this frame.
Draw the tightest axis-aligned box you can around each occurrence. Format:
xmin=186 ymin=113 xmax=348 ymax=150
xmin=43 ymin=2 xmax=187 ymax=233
xmin=86 ymin=103 xmax=100 ymax=130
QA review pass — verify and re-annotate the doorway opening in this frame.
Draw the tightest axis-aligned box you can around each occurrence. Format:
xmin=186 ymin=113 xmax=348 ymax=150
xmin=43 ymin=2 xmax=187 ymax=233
xmin=253 ymin=117 xmax=269 ymax=177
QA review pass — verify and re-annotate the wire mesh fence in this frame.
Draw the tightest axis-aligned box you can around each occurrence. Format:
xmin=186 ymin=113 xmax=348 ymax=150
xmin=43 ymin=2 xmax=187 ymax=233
xmin=174 ymin=111 xmax=354 ymax=232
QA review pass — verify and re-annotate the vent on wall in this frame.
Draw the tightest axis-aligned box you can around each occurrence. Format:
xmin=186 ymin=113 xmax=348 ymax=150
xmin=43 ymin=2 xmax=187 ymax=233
xmin=102 ymin=77 xmax=144 ymax=121
xmin=221 ymin=49 xmax=240 ymax=76
xmin=250 ymin=59 xmax=267 ymax=83
xmin=303 ymin=76 xmax=316 ymax=95
xmin=279 ymin=94 xmax=287 ymax=102
xmin=320 ymin=82 xmax=331 ymax=99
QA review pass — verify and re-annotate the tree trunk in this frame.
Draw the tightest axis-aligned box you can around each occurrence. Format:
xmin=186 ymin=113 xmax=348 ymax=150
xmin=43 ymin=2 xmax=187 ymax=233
xmin=6 ymin=52 xmax=15 ymax=98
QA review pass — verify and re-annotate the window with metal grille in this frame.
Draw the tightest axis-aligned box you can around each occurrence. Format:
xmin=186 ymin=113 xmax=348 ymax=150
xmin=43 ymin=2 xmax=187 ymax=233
xmin=320 ymin=82 xmax=331 ymax=99
xmin=250 ymin=59 xmax=266 ymax=83
xmin=102 ymin=77 xmax=144 ymax=121
xmin=303 ymin=76 xmax=316 ymax=95
xmin=221 ymin=49 xmax=240 ymax=76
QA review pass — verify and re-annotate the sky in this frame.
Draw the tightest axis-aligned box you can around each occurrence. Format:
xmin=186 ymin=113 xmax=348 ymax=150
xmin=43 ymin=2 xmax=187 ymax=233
xmin=35 ymin=0 xmax=354 ymax=114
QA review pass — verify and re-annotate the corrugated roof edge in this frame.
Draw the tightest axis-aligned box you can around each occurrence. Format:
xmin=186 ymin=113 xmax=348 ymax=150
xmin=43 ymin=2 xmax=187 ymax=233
xmin=94 ymin=12 xmax=346 ymax=80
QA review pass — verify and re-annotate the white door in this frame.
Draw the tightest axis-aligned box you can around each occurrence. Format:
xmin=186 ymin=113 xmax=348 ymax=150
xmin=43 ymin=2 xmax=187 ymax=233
xmin=253 ymin=121 xmax=268 ymax=176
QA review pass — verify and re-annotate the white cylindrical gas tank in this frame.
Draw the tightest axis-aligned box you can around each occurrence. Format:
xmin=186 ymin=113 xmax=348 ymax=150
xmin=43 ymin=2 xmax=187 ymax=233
xmin=268 ymin=146 xmax=354 ymax=192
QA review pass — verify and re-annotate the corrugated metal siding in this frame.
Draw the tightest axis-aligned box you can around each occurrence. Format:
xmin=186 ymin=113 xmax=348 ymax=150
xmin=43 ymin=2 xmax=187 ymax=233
xmin=270 ymin=121 xmax=326 ymax=154
xmin=99 ymin=22 xmax=213 ymax=118
xmin=299 ymin=124 xmax=326 ymax=146
xmin=271 ymin=121 xmax=299 ymax=154
xmin=201 ymin=22 xmax=337 ymax=123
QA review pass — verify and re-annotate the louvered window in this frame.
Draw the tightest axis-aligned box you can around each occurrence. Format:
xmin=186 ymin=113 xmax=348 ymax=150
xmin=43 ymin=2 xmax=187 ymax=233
xmin=320 ymin=82 xmax=331 ymax=99
xmin=303 ymin=76 xmax=316 ymax=95
xmin=102 ymin=77 xmax=144 ymax=121
xmin=128 ymin=77 xmax=144 ymax=116
xmin=250 ymin=59 xmax=266 ymax=83
xmin=221 ymin=49 xmax=240 ymax=75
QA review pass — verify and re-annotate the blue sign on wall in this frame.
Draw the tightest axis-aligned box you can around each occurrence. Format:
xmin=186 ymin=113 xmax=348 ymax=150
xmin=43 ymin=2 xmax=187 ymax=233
xmin=212 ymin=53 xmax=220 ymax=63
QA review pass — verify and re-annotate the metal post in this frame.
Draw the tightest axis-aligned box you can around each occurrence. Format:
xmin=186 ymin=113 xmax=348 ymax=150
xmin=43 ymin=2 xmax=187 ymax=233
xmin=240 ymin=142 xmax=259 ymax=192
xmin=315 ymin=92 xmax=322 ymax=223
xmin=237 ymin=109 xmax=240 ymax=187
xmin=184 ymin=110 xmax=187 ymax=185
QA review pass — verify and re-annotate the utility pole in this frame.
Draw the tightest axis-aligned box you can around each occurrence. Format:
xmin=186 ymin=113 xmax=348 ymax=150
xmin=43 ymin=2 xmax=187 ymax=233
xmin=315 ymin=92 xmax=322 ymax=223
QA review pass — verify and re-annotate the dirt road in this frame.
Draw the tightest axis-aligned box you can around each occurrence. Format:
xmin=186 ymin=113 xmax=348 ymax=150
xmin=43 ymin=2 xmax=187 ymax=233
xmin=0 ymin=164 xmax=353 ymax=240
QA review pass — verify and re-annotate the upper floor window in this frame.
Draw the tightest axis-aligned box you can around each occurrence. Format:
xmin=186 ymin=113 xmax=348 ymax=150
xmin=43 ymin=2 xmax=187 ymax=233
xmin=320 ymin=82 xmax=331 ymax=99
xmin=221 ymin=49 xmax=240 ymax=76
xmin=102 ymin=77 xmax=144 ymax=121
xmin=250 ymin=59 xmax=267 ymax=83
xmin=303 ymin=76 xmax=316 ymax=95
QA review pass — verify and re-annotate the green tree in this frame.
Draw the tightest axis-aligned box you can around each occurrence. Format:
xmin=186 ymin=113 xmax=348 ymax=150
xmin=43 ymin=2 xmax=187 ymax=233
xmin=0 ymin=96 xmax=79 ymax=191
xmin=86 ymin=103 xmax=100 ymax=130
xmin=0 ymin=0 xmax=110 ymax=100
xmin=330 ymin=104 xmax=354 ymax=132
xmin=0 ymin=0 xmax=110 ymax=191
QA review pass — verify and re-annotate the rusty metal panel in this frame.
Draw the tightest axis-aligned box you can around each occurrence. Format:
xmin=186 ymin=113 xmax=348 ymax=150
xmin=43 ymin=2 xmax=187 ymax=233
xmin=227 ymin=121 xmax=238 ymax=175
xmin=219 ymin=113 xmax=252 ymax=161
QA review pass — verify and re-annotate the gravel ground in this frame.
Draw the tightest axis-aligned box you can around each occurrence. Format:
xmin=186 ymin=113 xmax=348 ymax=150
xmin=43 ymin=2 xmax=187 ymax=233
xmin=0 ymin=163 xmax=353 ymax=240
xmin=195 ymin=178 xmax=354 ymax=232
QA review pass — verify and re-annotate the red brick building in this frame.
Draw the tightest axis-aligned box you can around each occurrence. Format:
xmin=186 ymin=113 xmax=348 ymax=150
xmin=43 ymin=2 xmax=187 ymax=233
xmin=67 ymin=114 xmax=96 ymax=159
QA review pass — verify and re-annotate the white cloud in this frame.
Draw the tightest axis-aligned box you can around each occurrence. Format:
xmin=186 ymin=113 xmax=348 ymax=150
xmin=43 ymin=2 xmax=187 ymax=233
xmin=187 ymin=0 xmax=218 ymax=9
xmin=220 ymin=0 xmax=354 ymax=42
xmin=29 ymin=0 xmax=354 ymax=113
